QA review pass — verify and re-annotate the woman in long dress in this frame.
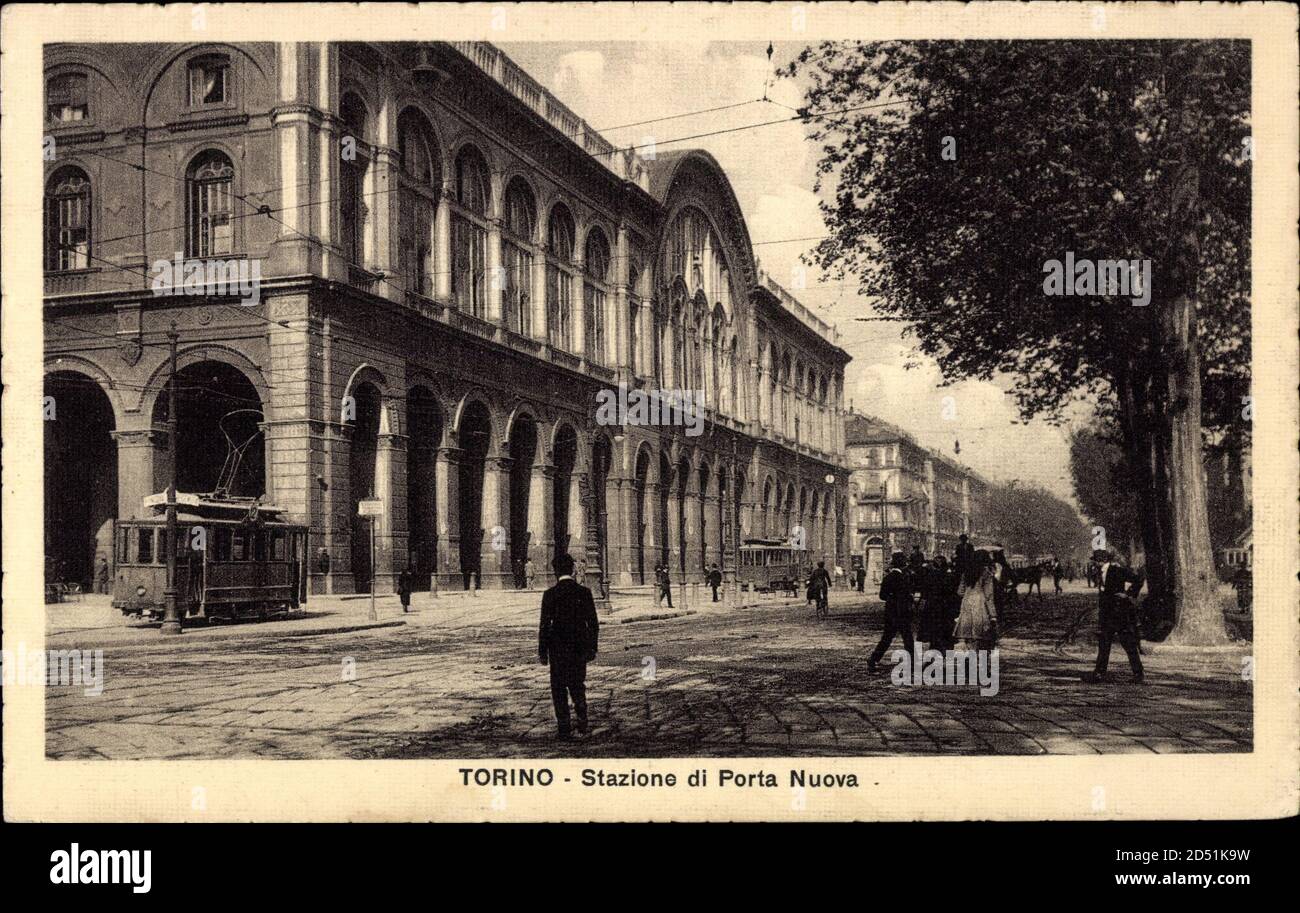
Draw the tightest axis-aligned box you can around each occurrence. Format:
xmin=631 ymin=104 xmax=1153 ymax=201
xmin=954 ymin=551 xmax=998 ymax=651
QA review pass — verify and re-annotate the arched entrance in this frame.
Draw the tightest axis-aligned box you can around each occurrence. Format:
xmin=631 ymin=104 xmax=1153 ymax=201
xmin=508 ymin=414 xmax=539 ymax=587
xmin=406 ymin=386 xmax=442 ymax=589
xmin=865 ymin=535 xmax=885 ymax=586
xmin=44 ymin=371 xmax=117 ymax=588
xmin=457 ymin=400 xmax=492 ymax=588
xmin=551 ymin=424 xmax=577 ymax=559
xmin=152 ymin=360 xmax=265 ymax=497
xmin=346 ymin=381 xmax=382 ymax=593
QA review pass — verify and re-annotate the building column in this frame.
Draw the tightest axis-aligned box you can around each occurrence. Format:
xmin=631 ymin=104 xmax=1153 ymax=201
xmin=528 ymin=461 xmax=555 ymax=586
xmin=702 ymin=492 xmax=720 ymax=571
xmin=478 ymin=455 xmax=511 ymax=589
xmin=434 ymin=446 xmax=461 ymax=590
xmin=644 ymin=480 xmax=661 ymax=573
xmin=434 ymin=193 xmax=452 ymax=302
xmin=610 ymin=475 xmax=636 ymax=586
xmin=372 ymin=430 xmax=407 ymax=594
xmin=110 ymin=426 xmax=162 ymax=521
xmin=487 ymin=205 xmax=504 ymax=326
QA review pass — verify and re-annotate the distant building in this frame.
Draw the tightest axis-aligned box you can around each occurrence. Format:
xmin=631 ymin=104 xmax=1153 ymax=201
xmin=844 ymin=411 xmax=989 ymax=582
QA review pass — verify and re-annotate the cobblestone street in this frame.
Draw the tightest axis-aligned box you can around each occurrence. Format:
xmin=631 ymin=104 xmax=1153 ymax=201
xmin=44 ymin=590 xmax=1253 ymax=759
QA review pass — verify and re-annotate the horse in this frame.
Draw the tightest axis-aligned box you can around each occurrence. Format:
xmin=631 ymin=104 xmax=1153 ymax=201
xmin=1005 ymin=561 xmax=1048 ymax=604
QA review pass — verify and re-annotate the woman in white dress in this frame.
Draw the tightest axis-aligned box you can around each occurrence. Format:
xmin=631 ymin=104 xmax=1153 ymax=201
xmin=954 ymin=550 xmax=998 ymax=651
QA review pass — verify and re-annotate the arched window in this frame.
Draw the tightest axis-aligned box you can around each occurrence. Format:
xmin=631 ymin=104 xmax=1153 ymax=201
xmin=44 ymin=167 xmax=91 ymax=271
xmin=669 ymin=285 xmax=686 ymax=386
xmin=583 ymin=228 xmax=611 ymax=364
xmin=396 ymin=109 xmax=438 ymax=299
xmin=451 ymin=145 xmax=490 ymax=317
xmin=186 ymin=151 xmax=234 ymax=257
xmin=46 ymin=73 xmax=89 ymax=122
xmin=339 ymin=93 xmax=369 ymax=268
xmin=545 ymin=204 xmax=576 ymax=351
xmin=502 ymin=178 xmax=536 ymax=336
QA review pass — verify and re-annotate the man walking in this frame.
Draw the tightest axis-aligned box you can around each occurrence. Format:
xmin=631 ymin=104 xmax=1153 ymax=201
xmin=524 ymin=556 xmax=536 ymax=590
xmin=94 ymin=554 xmax=110 ymax=595
xmin=855 ymin=563 xmax=866 ymax=593
xmin=809 ymin=560 xmax=832 ymax=615
xmin=656 ymin=564 xmax=674 ymax=608
xmin=1083 ymin=549 xmax=1145 ymax=684
xmin=869 ymin=552 xmax=915 ymax=672
xmin=707 ymin=563 xmax=722 ymax=602
xmin=396 ymin=566 xmax=413 ymax=613
xmin=538 ymin=553 xmax=599 ymax=740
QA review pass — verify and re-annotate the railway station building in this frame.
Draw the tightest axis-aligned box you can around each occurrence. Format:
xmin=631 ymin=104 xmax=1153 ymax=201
xmin=42 ymin=40 xmax=851 ymax=596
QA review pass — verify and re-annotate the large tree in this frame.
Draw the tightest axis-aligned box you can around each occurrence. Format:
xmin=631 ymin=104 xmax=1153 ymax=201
xmin=983 ymin=482 xmax=1087 ymax=562
xmin=787 ymin=40 xmax=1250 ymax=643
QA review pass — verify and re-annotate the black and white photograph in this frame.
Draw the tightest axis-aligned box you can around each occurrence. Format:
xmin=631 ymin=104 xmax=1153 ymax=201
xmin=4 ymin=2 xmax=1297 ymax=835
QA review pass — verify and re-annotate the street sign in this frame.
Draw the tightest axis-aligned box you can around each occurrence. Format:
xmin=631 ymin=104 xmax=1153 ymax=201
xmin=357 ymin=498 xmax=383 ymax=517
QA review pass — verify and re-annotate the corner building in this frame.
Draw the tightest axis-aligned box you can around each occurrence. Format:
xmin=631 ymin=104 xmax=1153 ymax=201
xmin=42 ymin=41 xmax=850 ymax=597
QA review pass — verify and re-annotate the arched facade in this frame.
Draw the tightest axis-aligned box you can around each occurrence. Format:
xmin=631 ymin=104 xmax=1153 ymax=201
xmin=41 ymin=40 xmax=850 ymax=598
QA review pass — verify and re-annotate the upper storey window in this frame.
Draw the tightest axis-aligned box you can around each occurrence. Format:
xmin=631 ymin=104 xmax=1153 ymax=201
xmin=501 ymin=178 xmax=537 ymax=336
xmin=583 ymin=229 xmax=611 ymax=364
xmin=187 ymin=151 xmax=235 ymax=257
xmin=396 ymin=109 xmax=439 ymax=297
xmin=339 ymin=92 xmax=369 ymax=268
xmin=450 ymin=145 xmax=491 ymax=319
xmin=44 ymin=167 xmax=91 ymax=271
xmin=545 ymin=204 xmax=576 ymax=352
xmin=46 ymin=73 xmax=89 ymax=123
xmin=666 ymin=207 xmax=729 ymax=307
xmin=188 ymin=54 xmax=231 ymax=107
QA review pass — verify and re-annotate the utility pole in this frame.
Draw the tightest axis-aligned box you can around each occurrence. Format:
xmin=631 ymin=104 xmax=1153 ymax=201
xmin=160 ymin=323 xmax=182 ymax=636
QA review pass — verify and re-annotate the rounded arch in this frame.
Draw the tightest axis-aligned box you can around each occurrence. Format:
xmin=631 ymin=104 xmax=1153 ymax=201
xmin=139 ymin=343 xmax=270 ymax=419
xmin=502 ymin=174 xmax=539 ymax=244
xmin=545 ymin=200 xmax=577 ymax=260
xmin=44 ymin=355 xmax=123 ymax=427
xmin=138 ymin=42 xmax=273 ymax=124
xmin=451 ymin=391 xmax=497 ymax=450
xmin=450 ymin=141 xmax=492 ymax=215
xmin=504 ymin=402 xmax=544 ymax=455
xmin=396 ymin=105 xmax=442 ymax=188
xmin=338 ymin=87 xmax=372 ymax=142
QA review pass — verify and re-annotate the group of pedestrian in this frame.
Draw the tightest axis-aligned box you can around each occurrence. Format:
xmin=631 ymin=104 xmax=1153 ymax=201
xmin=867 ymin=534 xmax=1006 ymax=672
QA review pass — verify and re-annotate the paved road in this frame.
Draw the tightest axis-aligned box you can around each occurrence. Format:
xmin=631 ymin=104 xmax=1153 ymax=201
xmin=44 ymin=592 xmax=1252 ymax=759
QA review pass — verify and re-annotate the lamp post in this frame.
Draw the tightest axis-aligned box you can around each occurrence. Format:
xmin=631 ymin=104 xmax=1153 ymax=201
xmin=160 ymin=323 xmax=182 ymax=636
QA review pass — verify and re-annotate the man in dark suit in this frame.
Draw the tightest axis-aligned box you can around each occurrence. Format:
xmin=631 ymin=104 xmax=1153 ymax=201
xmin=954 ymin=534 xmax=975 ymax=583
xmin=808 ymin=560 xmax=832 ymax=614
xmin=539 ymin=553 xmax=599 ymax=739
xmin=868 ymin=552 xmax=915 ymax=672
xmin=706 ymin=563 xmax=723 ymax=602
xmin=1084 ymin=549 xmax=1144 ymax=684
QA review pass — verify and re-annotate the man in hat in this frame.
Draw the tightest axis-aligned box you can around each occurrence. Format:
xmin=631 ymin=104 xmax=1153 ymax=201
xmin=1084 ymin=549 xmax=1145 ymax=684
xmin=868 ymin=552 xmax=916 ymax=673
xmin=538 ymin=552 xmax=600 ymax=739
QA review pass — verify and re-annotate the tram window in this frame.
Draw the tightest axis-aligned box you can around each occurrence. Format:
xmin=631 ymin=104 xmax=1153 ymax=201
xmin=271 ymin=531 xmax=287 ymax=561
xmin=232 ymin=531 xmax=248 ymax=561
xmin=136 ymin=528 xmax=154 ymax=564
xmin=117 ymin=528 xmax=130 ymax=564
xmin=254 ymin=530 xmax=268 ymax=562
xmin=215 ymin=528 xmax=232 ymax=561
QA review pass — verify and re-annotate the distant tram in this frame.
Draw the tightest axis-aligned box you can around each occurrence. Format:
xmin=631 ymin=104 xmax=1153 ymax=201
xmin=737 ymin=538 xmax=809 ymax=595
xmin=113 ymin=493 xmax=309 ymax=622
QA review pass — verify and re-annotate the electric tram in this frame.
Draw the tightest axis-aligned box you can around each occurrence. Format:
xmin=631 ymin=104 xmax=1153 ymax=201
xmin=736 ymin=538 xmax=810 ymax=595
xmin=113 ymin=494 xmax=309 ymax=621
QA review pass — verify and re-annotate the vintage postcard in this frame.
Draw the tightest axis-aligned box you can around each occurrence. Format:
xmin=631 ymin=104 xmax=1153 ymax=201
xmin=3 ymin=2 xmax=1297 ymax=825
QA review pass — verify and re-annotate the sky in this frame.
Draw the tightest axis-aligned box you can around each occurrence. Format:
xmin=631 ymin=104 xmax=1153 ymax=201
xmin=497 ymin=40 xmax=1083 ymax=504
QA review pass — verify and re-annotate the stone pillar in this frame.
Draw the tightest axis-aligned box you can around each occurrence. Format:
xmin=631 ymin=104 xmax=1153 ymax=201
xmin=487 ymin=207 xmax=504 ymax=326
xmin=644 ymin=480 xmax=661 ymax=576
xmin=372 ymin=429 xmax=407 ymax=594
xmin=110 ymin=427 xmax=162 ymax=520
xmin=434 ymin=194 xmax=452 ymax=301
xmin=532 ymin=250 xmax=549 ymax=344
xmin=434 ymin=446 xmax=461 ymax=590
xmin=528 ymin=462 xmax=555 ymax=586
xmin=702 ymin=492 xmax=720 ymax=571
xmin=610 ymin=475 xmax=636 ymax=586
xmin=478 ymin=455 xmax=511 ymax=588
